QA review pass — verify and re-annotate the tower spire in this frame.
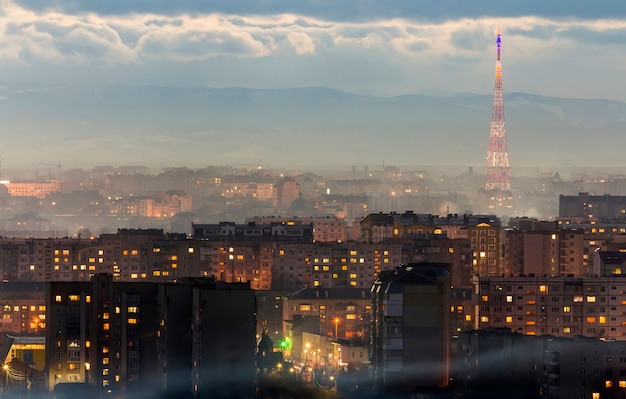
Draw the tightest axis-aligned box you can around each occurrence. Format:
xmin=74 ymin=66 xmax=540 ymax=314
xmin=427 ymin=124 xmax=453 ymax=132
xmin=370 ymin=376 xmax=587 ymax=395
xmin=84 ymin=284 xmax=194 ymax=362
xmin=485 ymin=25 xmax=511 ymax=191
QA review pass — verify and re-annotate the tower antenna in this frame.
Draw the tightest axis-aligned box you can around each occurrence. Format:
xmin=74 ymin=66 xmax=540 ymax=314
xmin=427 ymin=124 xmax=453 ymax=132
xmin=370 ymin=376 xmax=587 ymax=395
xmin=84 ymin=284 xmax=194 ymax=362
xmin=485 ymin=25 xmax=511 ymax=191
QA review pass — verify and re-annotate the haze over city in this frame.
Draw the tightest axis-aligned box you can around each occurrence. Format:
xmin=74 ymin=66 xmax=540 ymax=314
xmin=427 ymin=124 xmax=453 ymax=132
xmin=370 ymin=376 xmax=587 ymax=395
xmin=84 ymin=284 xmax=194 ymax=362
xmin=1 ymin=2 xmax=626 ymax=399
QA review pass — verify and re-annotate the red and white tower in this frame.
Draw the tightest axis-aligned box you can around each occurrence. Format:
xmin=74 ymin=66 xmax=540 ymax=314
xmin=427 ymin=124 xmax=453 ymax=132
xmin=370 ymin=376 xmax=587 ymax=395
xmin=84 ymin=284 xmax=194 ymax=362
xmin=485 ymin=26 xmax=511 ymax=191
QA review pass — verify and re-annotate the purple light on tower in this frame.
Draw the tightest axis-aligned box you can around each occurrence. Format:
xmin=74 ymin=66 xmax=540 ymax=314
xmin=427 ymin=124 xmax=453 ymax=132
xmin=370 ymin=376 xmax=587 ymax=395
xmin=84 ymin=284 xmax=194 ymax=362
xmin=485 ymin=26 xmax=511 ymax=191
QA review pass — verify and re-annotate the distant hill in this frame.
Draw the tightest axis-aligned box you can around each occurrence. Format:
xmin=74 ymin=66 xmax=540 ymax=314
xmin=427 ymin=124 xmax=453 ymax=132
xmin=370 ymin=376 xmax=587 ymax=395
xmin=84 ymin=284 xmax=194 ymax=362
xmin=0 ymin=83 xmax=623 ymax=170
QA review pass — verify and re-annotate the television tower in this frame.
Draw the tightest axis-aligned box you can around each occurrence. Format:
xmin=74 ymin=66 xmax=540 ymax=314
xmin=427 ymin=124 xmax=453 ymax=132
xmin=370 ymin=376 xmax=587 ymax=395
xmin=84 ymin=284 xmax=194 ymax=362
xmin=485 ymin=26 xmax=511 ymax=191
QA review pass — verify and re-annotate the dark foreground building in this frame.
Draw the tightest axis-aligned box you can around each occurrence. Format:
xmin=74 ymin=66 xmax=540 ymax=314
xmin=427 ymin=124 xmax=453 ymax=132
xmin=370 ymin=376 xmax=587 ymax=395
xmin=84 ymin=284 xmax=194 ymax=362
xmin=45 ymin=274 xmax=256 ymax=398
xmin=371 ymin=263 xmax=451 ymax=391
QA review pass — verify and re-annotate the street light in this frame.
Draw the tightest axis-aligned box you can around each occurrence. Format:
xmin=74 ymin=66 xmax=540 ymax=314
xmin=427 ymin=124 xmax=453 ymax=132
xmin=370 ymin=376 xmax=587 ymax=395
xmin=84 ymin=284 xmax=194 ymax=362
xmin=304 ymin=343 xmax=311 ymax=365
xmin=3 ymin=364 xmax=8 ymax=391
xmin=334 ymin=317 xmax=341 ymax=338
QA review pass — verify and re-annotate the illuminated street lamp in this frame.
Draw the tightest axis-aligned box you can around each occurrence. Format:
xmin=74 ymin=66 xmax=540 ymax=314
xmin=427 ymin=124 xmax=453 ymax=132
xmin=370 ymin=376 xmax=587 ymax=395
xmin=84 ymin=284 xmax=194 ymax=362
xmin=3 ymin=364 xmax=8 ymax=390
xmin=333 ymin=317 xmax=341 ymax=338
xmin=304 ymin=343 xmax=311 ymax=365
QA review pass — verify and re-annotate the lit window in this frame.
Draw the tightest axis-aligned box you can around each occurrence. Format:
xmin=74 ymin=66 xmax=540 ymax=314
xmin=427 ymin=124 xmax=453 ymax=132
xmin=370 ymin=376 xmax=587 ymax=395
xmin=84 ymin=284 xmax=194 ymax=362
xmin=481 ymin=295 xmax=489 ymax=301
xmin=539 ymin=285 xmax=547 ymax=293
xmin=563 ymin=327 xmax=571 ymax=334
xmin=506 ymin=316 xmax=513 ymax=323
xmin=188 ymin=248 xmax=194 ymax=253
xmin=128 ymin=318 xmax=138 ymax=324
xmin=480 ymin=316 xmax=489 ymax=323
xmin=103 ymin=323 xmax=109 ymax=331
xmin=68 ymin=295 xmax=80 ymax=302
xmin=587 ymin=296 xmax=596 ymax=303
xmin=465 ymin=315 xmax=472 ymax=322
xmin=587 ymin=317 xmax=596 ymax=323
xmin=606 ymin=381 xmax=613 ymax=388
xmin=506 ymin=296 xmax=513 ymax=303
xmin=55 ymin=295 xmax=62 ymax=303
xmin=564 ymin=306 xmax=571 ymax=313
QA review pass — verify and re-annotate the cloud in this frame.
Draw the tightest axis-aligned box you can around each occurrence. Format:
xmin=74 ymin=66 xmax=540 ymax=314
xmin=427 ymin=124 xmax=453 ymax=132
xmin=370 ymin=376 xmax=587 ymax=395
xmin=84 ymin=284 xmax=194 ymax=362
xmin=0 ymin=1 xmax=625 ymax=100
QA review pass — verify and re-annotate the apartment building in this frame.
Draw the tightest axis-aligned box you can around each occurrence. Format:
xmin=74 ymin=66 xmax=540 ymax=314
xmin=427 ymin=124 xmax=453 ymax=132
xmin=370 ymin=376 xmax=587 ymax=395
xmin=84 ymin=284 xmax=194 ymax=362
xmin=246 ymin=216 xmax=348 ymax=243
xmin=45 ymin=274 xmax=256 ymax=398
xmin=360 ymin=212 xmax=502 ymax=277
xmin=474 ymin=275 xmax=626 ymax=339
xmin=371 ymin=264 xmax=451 ymax=389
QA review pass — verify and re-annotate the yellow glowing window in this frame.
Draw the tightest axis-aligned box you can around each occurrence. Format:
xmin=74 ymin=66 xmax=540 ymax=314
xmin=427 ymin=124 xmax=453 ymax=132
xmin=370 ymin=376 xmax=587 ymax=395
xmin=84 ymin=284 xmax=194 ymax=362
xmin=171 ymin=263 xmax=177 ymax=269
xmin=481 ymin=295 xmax=489 ymax=301
xmin=86 ymin=296 xmax=91 ymax=303
xmin=480 ymin=316 xmax=489 ymax=323
xmin=55 ymin=295 xmax=62 ymax=303
xmin=123 ymin=250 xmax=128 ymax=256
xmin=171 ymin=255 xmax=178 ymax=261
xmin=115 ymin=307 xmax=120 ymax=314
xmin=153 ymin=271 xmax=161 ymax=277
xmin=349 ymin=281 xmax=356 ymax=286
xmin=236 ymin=255 xmax=244 ymax=260
xmin=539 ymin=285 xmax=547 ymax=292
xmin=279 ymin=250 xmax=285 ymax=256
xmin=128 ymin=318 xmax=138 ymax=324
xmin=68 ymin=295 xmax=80 ymax=302
xmin=103 ymin=323 xmax=109 ymax=331
xmin=564 ymin=306 xmax=571 ymax=313
xmin=606 ymin=381 xmax=613 ymax=388
xmin=506 ymin=296 xmax=512 ymax=302
xmin=188 ymin=247 xmax=194 ymax=253
xmin=527 ymin=300 xmax=535 ymax=305
xmin=448 ymin=247 xmax=454 ymax=253
xmin=332 ymin=273 xmax=338 ymax=279
xmin=587 ymin=296 xmax=596 ymax=303
xmin=587 ymin=317 xmax=596 ymax=323
xmin=103 ymin=313 xmax=109 ymax=320
xmin=619 ymin=381 xmax=626 ymax=388
xmin=349 ymin=274 xmax=357 ymax=279
xmin=465 ymin=315 xmax=472 ymax=322
xmin=322 ymin=266 xmax=330 ymax=272
xmin=314 ymin=266 xmax=319 ymax=271
xmin=506 ymin=316 xmax=513 ymax=323
xmin=102 ymin=358 xmax=109 ymax=365
xmin=313 ymin=281 xmax=319 ymax=286
xmin=86 ymin=340 xmax=91 ymax=348
xmin=563 ymin=327 xmax=571 ymax=334
xmin=131 ymin=250 xmax=138 ymax=255
xmin=350 ymin=250 xmax=357 ymax=256
xmin=128 ymin=307 xmax=138 ymax=313
xmin=600 ymin=316 xmax=606 ymax=324
xmin=300 ymin=305 xmax=311 ymax=311
xmin=342 ymin=265 xmax=348 ymax=271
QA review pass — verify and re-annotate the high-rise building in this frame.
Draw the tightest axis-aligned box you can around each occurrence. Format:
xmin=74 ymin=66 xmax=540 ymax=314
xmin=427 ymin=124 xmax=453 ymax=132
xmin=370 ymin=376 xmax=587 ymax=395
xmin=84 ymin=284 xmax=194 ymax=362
xmin=45 ymin=275 xmax=256 ymax=398
xmin=371 ymin=264 xmax=451 ymax=389
xmin=485 ymin=26 xmax=511 ymax=192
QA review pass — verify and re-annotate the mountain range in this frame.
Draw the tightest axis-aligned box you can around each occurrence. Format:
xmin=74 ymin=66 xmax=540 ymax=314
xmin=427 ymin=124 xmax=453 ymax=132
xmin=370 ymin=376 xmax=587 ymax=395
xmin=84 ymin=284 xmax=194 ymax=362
xmin=0 ymin=83 xmax=623 ymax=173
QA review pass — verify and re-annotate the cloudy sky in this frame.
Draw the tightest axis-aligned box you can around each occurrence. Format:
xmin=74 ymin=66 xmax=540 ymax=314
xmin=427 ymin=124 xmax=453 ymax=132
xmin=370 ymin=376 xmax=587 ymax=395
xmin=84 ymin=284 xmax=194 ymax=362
xmin=1 ymin=0 xmax=625 ymax=100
